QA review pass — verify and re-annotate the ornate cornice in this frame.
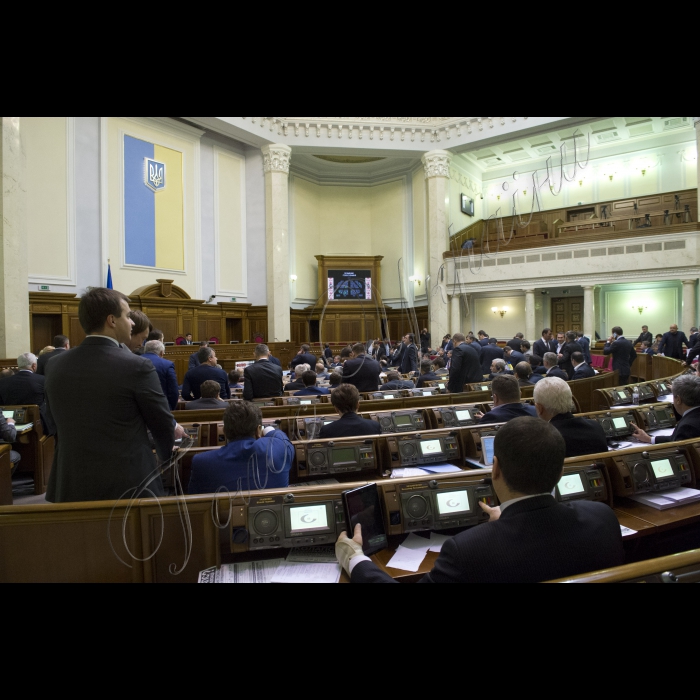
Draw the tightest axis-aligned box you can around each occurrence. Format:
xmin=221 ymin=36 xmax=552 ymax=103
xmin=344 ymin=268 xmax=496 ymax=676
xmin=261 ymin=144 xmax=292 ymax=174
xmin=422 ymin=150 xmax=452 ymax=179
xmin=242 ymin=117 xmax=529 ymax=143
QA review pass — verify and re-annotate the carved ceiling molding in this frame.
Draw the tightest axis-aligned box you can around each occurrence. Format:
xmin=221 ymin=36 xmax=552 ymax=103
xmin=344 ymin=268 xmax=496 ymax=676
xmin=241 ymin=117 xmax=529 ymax=144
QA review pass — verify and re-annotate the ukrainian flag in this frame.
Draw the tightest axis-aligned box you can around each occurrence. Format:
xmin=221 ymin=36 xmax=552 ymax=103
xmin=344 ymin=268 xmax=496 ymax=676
xmin=124 ymin=135 xmax=184 ymax=270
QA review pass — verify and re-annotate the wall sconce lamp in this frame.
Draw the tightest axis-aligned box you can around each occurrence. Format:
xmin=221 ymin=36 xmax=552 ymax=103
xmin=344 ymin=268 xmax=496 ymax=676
xmin=409 ymin=276 xmax=422 ymax=287
xmin=633 ymin=305 xmax=648 ymax=315
xmin=492 ymin=307 xmax=508 ymax=318
xmin=290 ymin=275 xmax=298 ymax=282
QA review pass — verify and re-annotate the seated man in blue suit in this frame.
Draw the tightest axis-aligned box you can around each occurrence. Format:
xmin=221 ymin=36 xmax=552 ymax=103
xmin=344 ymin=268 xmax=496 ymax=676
xmin=295 ymin=371 xmax=330 ymax=397
xmin=182 ymin=347 xmax=231 ymax=401
xmin=336 ymin=416 xmax=624 ymax=583
xmin=188 ymin=401 xmax=293 ymax=495
xmin=475 ymin=375 xmax=537 ymax=425
xmin=143 ymin=340 xmax=180 ymax=410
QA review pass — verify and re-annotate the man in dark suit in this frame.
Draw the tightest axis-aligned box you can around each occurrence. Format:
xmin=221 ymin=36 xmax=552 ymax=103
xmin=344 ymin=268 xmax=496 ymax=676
xmin=689 ymin=328 xmax=699 ymax=348
xmin=420 ymin=329 xmax=431 ymax=354
xmin=400 ymin=335 xmax=419 ymax=375
xmin=376 ymin=339 xmax=392 ymax=366
xmin=0 ymin=353 xmax=45 ymax=406
xmin=183 ymin=334 xmax=194 ymax=346
xmin=533 ymin=329 xmax=557 ymax=360
xmin=189 ymin=342 xmax=209 ymax=371
xmin=243 ymin=345 xmax=284 ymax=401
xmin=576 ymin=331 xmax=592 ymax=364
xmin=182 ymin=347 xmax=231 ymax=401
xmin=320 ymin=385 xmax=383 ymax=440
xmin=477 ymin=331 xmax=490 ymax=347
xmin=543 ymin=353 xmax=570 ymax=381
xmin=632 ymin=375 xmax=700 ymax=445
xmin=382 ymin=372 xmax=415 ymax=392
xmin=448 ymin=334 xmax=483 ymax=393
xmin=45 ymin=288 xmax=177 ymax=503
xmin=506 ymin=334 xmax=525 ymax=352
xmin=291 ymin=345 xmax=318 ymax=370
xmin=634 ymin=326 xmax=654 ymax=347
xmin=295 ymin=371 xmax=330 ymax=397
xmin=185 ymin=381 xmax=229 ymax=410
xmin=480 ymin=339 xmax=504 ymax=375
xmin=416 ymin=361 xmax=439 ymax=389
xmin=604 ymin=327 xmax=637 ymax=385
xmin=37 ymin=335 xmax=70 ymax=376
xmin=534 ymin=377 xmax=609 ymax=458
xmin=342 ymin=343 xmax=382 ymax=394
xmin=571 ymin=352 xmax=596 ymax=380
xmin=658 ymin=325 xmax=690 ymax=360
xmin=504 ymin=347 xmax=526 ymax=367
xmin=476 ymin=375 xmax=537 ymax=425
xmin=142 ymin=341 xmax=180 ymax=410
xmin=558 ymin=332 xmax=584 ymax=379
xmin=337 ymin=417 xmax=624 ymax=583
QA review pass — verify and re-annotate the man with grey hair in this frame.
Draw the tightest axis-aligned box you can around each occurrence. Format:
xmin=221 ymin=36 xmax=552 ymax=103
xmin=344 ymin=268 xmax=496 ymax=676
xmin=0 ymin=353 xmax=45 ymax=407
xmin=243 ymin=344 xmax=284 ymax=401
xmin=632 ymin=375 xmax=700 ymax=445
xmin=543 ymin=352 xmax=569 ymax=381
xmin=534 ymin=377 xmax=608 ymax=458
xmin=285 ymin=364 xmax=311 ymax=393
xmin=143 ymin=341 xmax=179 ymax=410
xmin=183 ymin=346 xmax=230 ymax=401
xmin=488 ymin=359 xmax=510 ymax=380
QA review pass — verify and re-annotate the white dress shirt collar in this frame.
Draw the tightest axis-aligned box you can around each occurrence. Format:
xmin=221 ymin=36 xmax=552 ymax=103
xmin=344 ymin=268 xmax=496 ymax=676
xmin=88 ymin=335 xmax=120 ymax=347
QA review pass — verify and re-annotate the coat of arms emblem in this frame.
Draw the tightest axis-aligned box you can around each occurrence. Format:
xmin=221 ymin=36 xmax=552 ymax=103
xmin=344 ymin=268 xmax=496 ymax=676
xmin=144 ymin=158 xmax=166 ymax=192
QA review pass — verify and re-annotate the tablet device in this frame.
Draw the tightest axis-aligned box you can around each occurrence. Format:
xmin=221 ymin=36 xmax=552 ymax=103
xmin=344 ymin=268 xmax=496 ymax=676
xmin=342 ymin=484 xmax=389 ymax=556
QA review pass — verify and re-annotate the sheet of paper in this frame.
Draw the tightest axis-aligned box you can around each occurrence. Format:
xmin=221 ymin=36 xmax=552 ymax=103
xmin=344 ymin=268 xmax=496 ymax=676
xmin=428 ymin=533 xmax=451 ymax=553
xmin=642 ymin=496 xmax=675 ymax=507
xmin=270 ymin=561 xmax=342 ymax=584
xmin=386 ymin=546 xmax=428 ymax=573
xmin=421 ymin=465 xmax=463 ymax=474
xmin=400 ymin=534 xmax=432 ymax=552
xmin=620 ymin=526 xmax=638 ymax=538
xmin=14 ymin=423 xmax=33 ymax=433
xmin=657 ymin=395 xmax=674 ymax=403
xmin=650 ymin=428 xmax=676 ymax=438
xmin=658 ymin=487 xmax=700 ymax=502
xmin=609 ymin=441 xmax=635 ymax=451
xmin=199 ymin=560 xmax=284 ymax=584
xmin=391 ymin=468 xmax=432 ymax=479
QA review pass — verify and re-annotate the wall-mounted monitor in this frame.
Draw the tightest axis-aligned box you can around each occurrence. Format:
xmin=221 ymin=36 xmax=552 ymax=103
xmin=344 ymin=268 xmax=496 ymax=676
xmin=328 ymin=270 xmax=372 ymax=301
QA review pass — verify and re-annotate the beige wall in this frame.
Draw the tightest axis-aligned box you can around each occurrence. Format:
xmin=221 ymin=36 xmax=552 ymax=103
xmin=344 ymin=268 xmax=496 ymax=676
xmin=23 ymin=117 xmax=72 ymax=284
xmin=472 ymin=296 xmax=527 ymax=339
xmin=291 ymin=177 xmax=407 ymax=303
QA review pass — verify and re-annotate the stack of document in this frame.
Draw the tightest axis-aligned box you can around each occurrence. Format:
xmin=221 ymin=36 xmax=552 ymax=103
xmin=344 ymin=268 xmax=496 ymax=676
xmin=386 ymin=533 xmax=451 ymax=573
xmin=628 ymin=488 xmax=700 ymax=511
xmin=198 ymin=548 xmax=342 ymax=584
xmin=391 ymin=465 xmax=462 ymax=479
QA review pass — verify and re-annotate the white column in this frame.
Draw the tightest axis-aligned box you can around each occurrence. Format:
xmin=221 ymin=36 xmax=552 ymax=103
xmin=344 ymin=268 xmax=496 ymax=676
xmin=450 ymin=294 xmax=462 ymax=335
xmin=524 ymin=289 xmax=536 ymax=342
xmin=0 ymin=117 xmax=30 ymax=358
xmin=583 ymin=285 xmax=596 ymax=341
xmin=422 ymin=150 xmax=452 ymax=345
xmin=262 ymin=144 xmax=292 ymax=343
xmin=682 ymin=279 xmax=697 ymax=333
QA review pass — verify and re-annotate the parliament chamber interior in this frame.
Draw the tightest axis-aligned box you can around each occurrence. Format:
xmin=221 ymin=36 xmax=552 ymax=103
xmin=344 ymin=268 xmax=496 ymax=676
xmin=2 ymin=116 xmax=700 ymax=584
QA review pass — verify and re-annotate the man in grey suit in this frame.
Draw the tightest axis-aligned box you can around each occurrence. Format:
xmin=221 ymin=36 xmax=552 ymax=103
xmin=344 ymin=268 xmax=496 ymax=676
xmin=45 ymin=288 xmax=180 ymax=503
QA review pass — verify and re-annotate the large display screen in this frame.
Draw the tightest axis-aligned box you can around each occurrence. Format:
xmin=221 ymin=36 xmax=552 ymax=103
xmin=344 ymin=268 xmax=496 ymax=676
xmin=651 ymin=459 xmax=675 ymax=480
xmin=613 ymin=417 xmax=628 ymax=430
xmin=289 ymin=505 xmax=330 ymax=534
xmin=328 ymin=270 xmax=372 ymax=301
xmin=420 ymin=440 xmax=443 ymax=456
xmin=437 ymin=491 xmax=471 ymax=516
xmin=558 ymin=473 xmax=586 ymax=497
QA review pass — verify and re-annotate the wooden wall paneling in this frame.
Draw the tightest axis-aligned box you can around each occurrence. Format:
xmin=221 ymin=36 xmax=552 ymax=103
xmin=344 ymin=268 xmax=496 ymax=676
xmin=140 ymin=500 xmax=220 ymax=584
xmin=0 ymin=503 xmax=145 ymax=584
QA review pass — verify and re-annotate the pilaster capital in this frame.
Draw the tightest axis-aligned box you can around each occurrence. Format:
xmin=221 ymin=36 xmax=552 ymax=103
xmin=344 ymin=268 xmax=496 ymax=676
xmin=422 ymin=149 xmax=453 ymax=179
xmin=524 ymin=289 xmax=536 ymax=295
xmin=682 ymin=279 xmax=697 ymax=286
xmin=261 ymin=144 xmax=292 ymax=175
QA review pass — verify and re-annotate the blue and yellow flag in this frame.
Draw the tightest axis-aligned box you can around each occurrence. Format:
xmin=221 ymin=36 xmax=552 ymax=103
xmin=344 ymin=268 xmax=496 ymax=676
xmin=124 ymin=135 xmax=184 ymax=270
